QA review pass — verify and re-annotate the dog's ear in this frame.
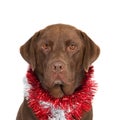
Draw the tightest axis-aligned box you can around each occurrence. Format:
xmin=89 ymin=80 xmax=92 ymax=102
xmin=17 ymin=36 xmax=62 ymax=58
xmin=80 ymin=31 xmax=100 ymax=72
xmin=20 ymin=31 xmax=40 ymax=71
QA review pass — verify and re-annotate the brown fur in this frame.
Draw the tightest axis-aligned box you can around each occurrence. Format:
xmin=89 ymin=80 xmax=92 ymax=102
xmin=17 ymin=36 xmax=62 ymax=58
xmin=17 ymin=24 xmax=100 ymax=120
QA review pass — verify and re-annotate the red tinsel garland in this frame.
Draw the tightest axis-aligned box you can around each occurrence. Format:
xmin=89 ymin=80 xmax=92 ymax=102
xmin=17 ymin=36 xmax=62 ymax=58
xmin=24 ymin=66 xmax=97 ymax=120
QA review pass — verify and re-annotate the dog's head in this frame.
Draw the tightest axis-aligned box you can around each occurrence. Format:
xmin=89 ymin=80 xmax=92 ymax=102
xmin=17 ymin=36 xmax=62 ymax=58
xmin=20 ymin=24 xmax=100 ymax=98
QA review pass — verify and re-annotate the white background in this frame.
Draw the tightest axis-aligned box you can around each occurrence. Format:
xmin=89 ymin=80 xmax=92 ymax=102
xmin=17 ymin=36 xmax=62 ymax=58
xmin=0 ymin=0 xmax=120 ymax=119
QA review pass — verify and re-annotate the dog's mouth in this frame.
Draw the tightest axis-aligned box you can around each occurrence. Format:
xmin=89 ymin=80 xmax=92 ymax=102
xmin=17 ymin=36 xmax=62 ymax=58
xmin=48 ymin=83 xmax=75 ymax=98
xmin=49 ymin=84 xmax=65 ymax=98
xmin=42 ymin=74 xmax=76 ymax=98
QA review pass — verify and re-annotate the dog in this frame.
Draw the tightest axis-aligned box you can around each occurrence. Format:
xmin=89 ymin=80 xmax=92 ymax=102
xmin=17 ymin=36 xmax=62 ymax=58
xmin=17 ymin=24 xmax=100 ymax=120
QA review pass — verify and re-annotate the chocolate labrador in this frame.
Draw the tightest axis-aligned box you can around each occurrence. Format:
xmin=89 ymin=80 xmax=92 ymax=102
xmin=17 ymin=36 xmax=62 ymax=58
xmin=17 ymin=24 xmax=100 ymax=120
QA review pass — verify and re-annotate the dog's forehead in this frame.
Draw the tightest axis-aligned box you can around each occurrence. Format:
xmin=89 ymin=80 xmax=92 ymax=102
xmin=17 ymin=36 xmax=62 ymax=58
xmin=41 ymin=24 xmax=80 ymax=41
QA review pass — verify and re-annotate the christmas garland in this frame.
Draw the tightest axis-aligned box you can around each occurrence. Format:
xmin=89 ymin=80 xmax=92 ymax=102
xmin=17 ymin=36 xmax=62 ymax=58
xmin=24 ymin=66 xmax=97 ymax=120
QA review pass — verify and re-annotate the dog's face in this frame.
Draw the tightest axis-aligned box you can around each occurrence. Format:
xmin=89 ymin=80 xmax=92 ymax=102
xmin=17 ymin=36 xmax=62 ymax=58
xmin=20 ymin=24 xmax=100 ymax=98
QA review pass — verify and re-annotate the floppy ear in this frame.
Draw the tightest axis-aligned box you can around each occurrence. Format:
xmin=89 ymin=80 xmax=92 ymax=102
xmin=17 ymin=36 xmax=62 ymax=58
xmin=80 ymin=31 xmax=100 ymax=72
xmin=20 ymin=31 xmax=40 ymax=71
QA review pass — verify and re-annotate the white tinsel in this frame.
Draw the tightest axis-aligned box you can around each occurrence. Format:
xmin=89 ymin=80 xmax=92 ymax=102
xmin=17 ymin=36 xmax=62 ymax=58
xmin=39 ymin=101 xmax=66 ymax=120
xmin=23 ymin=77 xmax=32 ymax=100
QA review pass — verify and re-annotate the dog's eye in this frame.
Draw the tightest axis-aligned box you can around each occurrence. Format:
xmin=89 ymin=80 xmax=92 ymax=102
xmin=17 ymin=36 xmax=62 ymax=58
xmin=42 ymin=43 xmax=49 ymax=49
xmin=41 ymin=43 xmax=51 ymax=52
xmin=67 ymin=43 xmax=77 ymax=51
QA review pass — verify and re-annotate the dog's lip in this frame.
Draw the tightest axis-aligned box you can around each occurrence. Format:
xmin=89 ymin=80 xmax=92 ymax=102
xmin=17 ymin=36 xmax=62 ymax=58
xmin=53 ymin=79 xmax=63 ymax=85
xmin=43 ymin=79 xmax=75 ymax=98
xmin=52 ymin=78 xmax=75 ymax=96
xmin=53 ymin=84 xmax=74 ymax=97
xmin=62 ymin=86 xmax=74 ymax=95
xmin=44 ymin=74 xmax=74 ymax=89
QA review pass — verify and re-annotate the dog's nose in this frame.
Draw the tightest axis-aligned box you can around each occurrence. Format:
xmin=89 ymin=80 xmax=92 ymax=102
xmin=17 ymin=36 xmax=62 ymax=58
xmin=51 ymin=61 xmax=64 ymax=72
